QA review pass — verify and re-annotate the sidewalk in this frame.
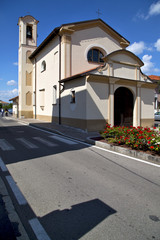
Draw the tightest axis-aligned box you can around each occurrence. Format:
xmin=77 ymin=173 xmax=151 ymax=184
xmin=17 ymin=118 xmax=100 ymax=142
xmin=16 ymin=117 xmax=160 ymax=165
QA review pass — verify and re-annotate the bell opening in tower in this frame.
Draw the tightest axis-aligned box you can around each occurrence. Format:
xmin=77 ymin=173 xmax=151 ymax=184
xmin=26 ymin=25 xmax=32 ymax=39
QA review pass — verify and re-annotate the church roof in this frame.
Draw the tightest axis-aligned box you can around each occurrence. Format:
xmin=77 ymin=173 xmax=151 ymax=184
xmin=149 ymin=75 xmax=160 ymax=81
xmin=9 ymin=96 xmax=19 ymax=101
xmin=59 ymin=66 xmax=100 ymax=83
xmin=30 ymin=18 xmax=130 ymax=59
xmin=0 ymin=100 xmax=9 ymax=104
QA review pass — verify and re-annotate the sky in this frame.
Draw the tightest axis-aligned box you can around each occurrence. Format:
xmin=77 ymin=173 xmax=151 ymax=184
xmin=0 ymin=0 xmax=160 ymax=102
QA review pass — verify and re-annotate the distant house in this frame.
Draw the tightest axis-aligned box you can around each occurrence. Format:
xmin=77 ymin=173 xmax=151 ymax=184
xmin=149 ymin=75 xmax=160 ymax=112
xmin=9 ymin=96 xmax=19 ymax=118
xmin=0 ymin=100 xmax=9 ymax=107
xmin=17 ymin=15 xmax=156 ymax=131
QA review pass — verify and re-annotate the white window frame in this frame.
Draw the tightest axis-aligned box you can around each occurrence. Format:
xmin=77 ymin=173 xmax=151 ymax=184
xmin=70 ymin=89 xmax=76 ymax=104
xmin=53 ymin=85 xmax=57 ymax=105
xmin=41 ymin=60 xmax=46 ymax=72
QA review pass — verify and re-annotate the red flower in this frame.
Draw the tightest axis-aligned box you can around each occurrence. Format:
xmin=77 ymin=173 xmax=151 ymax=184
xmin=148 ymin=141 xmax=151 ymax=144
xmin=150 ymin=146 xmax=154 ymax=149
xmin=138 ymin=136 xmax=143 ymax=139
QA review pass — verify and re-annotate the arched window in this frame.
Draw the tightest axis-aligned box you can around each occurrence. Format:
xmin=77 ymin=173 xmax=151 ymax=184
xmin=87 ymin=48 xmax=104 ymax=63
xmin=26 ymin=91 xmax=32 ymax=106
xmin=41 ymin=60 xmax=46 ymax=72
xmin=26 ymin=51 xmax=32 ymax=63
xmin=26 ymin=25 xmax=32 ymax=39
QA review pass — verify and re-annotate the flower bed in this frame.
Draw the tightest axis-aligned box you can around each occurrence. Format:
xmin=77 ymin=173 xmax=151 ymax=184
xmin=100 ymin=124 xmax=160 ymax=155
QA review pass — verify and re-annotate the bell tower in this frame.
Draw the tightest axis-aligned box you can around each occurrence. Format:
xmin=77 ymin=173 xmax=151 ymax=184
xmin=18 ymin=15 xmax=39 ymax=118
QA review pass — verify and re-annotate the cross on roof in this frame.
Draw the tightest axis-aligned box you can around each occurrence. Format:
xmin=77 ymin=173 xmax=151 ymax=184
xmin=96 ymin=9 xmax=102 ymax=18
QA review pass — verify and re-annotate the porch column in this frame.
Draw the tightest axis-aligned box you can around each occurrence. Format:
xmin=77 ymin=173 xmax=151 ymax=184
xmin=108 ymin=79 xmax=115 ymax=126
xmin=59 ymin=27 xmax=74 ymax=79
xmin=136 ymin=83 xmax=142 ymax=127
xmin=61 ymin=34 xmax=71 ymax=78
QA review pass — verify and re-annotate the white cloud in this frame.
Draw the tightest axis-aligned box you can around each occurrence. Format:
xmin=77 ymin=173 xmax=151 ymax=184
xmin=141 ymin=54 xmax=160 ymax=75
xmin=13 ymin=62 xmax=18 ymax=66
xmin=154 ymin=38 xmax=160 ymax=51
xmin=147 ymin=1 xmax=160 ymax=18
xmin=11 ymin=89 xmax=18 ymax=95
xmin=135 ymin=1 xmax=160 ymax=20
xmin=134 ymin=11 xmax=145 ymax=20
xmin=127 ymin=41 xmax=146 ymax=55
xmin=0 ymin=89 xmax=18 ymax=101
xmin=7 ymin=80 xmax=17 ymax=86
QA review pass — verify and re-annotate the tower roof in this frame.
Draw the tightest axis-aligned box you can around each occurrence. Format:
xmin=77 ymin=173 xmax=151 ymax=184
xmin=18 ymin=15 xmax=39 ymax=25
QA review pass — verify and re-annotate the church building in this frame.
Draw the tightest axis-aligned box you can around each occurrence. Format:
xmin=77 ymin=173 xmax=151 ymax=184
xmin=17 ymin=15 xmax=156 ymax=131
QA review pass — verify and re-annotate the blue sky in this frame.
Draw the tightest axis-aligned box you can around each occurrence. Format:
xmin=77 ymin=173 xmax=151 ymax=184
xmin=0 ymin=0 xmax=160 ymax=102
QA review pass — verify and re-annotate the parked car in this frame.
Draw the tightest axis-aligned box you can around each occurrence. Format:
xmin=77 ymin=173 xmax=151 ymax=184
xmin=8 ymin=109 xmax=13 ymax=115
xmin=154 ymin=112 xmax=160 ymax=121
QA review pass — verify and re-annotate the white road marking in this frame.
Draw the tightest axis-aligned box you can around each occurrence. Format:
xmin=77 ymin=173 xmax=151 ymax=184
xmin=16 ymin=138 xmax=38 ymax=149
xmin=33 ymin=137 xmax=57 ymax=147
xmin=0 ymin=139 xmax=15 ymax=151
xmin=49 ymin=135 xmax=77 ymax=145
xmin=0 ymin=157 xmax=8 ymax=172
xmin=29 ymin=125 xmax=160 ymax=168
xmin=29 ymin=218 xmax=51 ymax=240
xmin=92 ymin=145 xmax=160 ymax=168
xmin=6 ymin=176 xmax=27 ymax=205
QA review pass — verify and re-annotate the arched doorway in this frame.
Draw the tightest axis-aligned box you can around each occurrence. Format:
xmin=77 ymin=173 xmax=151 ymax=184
xmin=114 ymin=87 xmax=133 ymax=126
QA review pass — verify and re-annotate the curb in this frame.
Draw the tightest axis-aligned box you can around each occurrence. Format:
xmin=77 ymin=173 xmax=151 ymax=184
xmin=0 ymin=177 xmax=30 ymax=240
xmin=87 ymin=138 xmax=160 ymax=164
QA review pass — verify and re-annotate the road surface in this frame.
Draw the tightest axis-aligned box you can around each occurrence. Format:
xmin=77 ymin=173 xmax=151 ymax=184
xmin=0 ymin=116 xmax=160 ymax=240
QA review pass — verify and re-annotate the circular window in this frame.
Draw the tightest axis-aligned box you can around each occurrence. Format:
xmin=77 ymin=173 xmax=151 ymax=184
xmin=87 ymin=48 xmax=104 ymax=63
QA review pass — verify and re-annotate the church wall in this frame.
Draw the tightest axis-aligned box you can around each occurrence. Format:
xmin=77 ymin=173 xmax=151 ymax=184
xmin=85 ymin=78 xmax=109 ymax=131
xmin=60 ymin=77 xmax=87 ymax=119
xmin=34 ymin=37 xmax=60 ymax=120
xmin=111 ymin=53 xmax=139 ymax=65
xmin=71 ymin=27 xmax=122 ymax=76
xmin=86 ymin=79 xmax=108 ymax=119
xmin=113 ymin=63 xmax=136 ymax=80
xmin=141 ymin=88 xmax=154 ymax=127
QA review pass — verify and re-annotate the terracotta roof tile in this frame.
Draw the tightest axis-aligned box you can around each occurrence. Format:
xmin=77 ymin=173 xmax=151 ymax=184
xmin=149 ymin=75 xmax=160 ymax=81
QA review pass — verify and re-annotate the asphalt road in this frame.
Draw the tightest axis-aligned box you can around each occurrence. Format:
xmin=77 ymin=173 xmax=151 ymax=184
xmin=0 ymin=116 xmax=160 ymax=240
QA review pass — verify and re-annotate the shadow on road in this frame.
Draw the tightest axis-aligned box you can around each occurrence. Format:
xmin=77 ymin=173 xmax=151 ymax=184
xmin=40 ymin=198 xmax=116 ymax=240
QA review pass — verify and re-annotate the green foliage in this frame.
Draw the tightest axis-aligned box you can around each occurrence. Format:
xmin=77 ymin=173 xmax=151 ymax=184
xmin=101 ymin=124 xmax=160 ymax=154
xmin=4 ymin=103 xmax=13 ymax=110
